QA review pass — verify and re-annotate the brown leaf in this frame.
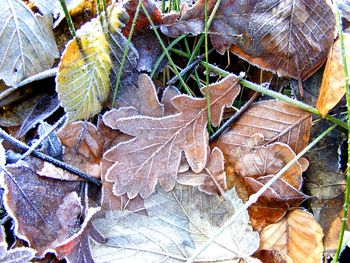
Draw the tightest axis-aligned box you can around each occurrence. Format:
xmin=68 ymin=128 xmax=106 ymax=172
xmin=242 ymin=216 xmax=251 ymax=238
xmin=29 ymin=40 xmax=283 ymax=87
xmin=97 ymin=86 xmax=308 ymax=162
xmin=55 ymin=208 xmax=106 ymax=263
xmin=254 ymin=249 xmax=286 ymax=263
xmin=103 ymin=74 xmax=240 ymax=198
xmin=316 ymin=33 xmax=350 ymax=117
xmin=122 ymin=0 xmax=163 ymax=37
xmin=161 ymin=0 xmax=336 ymax=81
xmin=217 ymin=100 xmax=312 ymax=155
xmin=259 ymin=209 xmax=324 ymax=263
xmin=1 ymin=163 xmax=83 ymax=257
xmin=177 ymin=147 xmax=227 ymax=195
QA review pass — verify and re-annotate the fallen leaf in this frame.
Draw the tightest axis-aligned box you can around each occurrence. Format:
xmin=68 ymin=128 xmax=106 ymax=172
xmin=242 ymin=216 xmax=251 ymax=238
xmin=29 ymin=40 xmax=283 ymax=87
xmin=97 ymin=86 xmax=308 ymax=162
xmin=177 ymin=147 xmax=227 ymax=195
xmin=55 ymin=208 xmax=106 ymax=263
xmin=0 ymin=0 xmax=59 ymax=86
xmin=38 ymin=122 xmax=64 ymax=160
xmin=161 ymin=0 xmax=336 ymax=82
xmin=0 ymin=140 xmax=5 ymax=168
xmin=217 ymin=100 xmax=312 ymax=155
xmin=1 ymin=162 xmax=83 ymax=257
xmin=56 ymin=6 xmax=138 ymax=121
xmin=254 ymin=249 xmax=286 ymax=263
xmin=103 ymin=74 xmax=240 ymax=198
xmin=0 ymin=226 xmax=35 ymax=263
xmin=259 ymin=209 xmax=324 ymax=263
xmin=91 ymin=185 xmax=259 ymax=262
xmin=122 ymin=0 xmax=163 ymax=37
xmin=17 ymin=95 xmax=60 ymax=138
xmin=316 ymin=33 xmax=350 ymax=117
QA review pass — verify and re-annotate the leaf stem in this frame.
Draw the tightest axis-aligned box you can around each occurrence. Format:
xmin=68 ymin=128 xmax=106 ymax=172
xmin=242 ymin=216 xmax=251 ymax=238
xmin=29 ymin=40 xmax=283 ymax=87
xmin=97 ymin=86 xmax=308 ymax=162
xmin=187 ymin=122 xmax=339 ymax=262
xmin=112 ymin=0 xmax=142 ymax=107
xmin=59 ymin=0 xmax=76 ymax=37
xmin=141 ymin=2 xmax=191 ymax=95
xmin=0 ymin=128 xmax=101 ymax=186
xmin=333 ymin=0 xmax=350 ymax=261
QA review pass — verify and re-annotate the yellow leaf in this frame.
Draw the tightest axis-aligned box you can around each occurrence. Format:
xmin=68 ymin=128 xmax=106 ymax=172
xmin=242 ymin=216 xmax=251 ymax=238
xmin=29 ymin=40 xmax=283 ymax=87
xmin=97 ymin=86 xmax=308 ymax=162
xmin=317 ymin=33 xmax=350 ymax=117
xmin=259 ymin=209 xmax=324 ymax=263
xmin=56 ymin=6 xmax=127 ymax=121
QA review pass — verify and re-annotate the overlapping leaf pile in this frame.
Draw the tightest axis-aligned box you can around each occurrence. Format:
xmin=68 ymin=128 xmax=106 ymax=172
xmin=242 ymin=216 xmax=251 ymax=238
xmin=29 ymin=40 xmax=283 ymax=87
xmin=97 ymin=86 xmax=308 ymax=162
xmin=0 ymin=0 xmax=346 ymax=262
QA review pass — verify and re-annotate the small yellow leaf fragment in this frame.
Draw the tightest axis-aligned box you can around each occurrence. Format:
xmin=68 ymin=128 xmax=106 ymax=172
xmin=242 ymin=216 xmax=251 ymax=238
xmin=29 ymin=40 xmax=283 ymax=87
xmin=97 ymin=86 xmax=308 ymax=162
xmin=260 ymin=209 xmax=324 ymax=263
xmin=317 ymin=33 xmax=350 ymax=117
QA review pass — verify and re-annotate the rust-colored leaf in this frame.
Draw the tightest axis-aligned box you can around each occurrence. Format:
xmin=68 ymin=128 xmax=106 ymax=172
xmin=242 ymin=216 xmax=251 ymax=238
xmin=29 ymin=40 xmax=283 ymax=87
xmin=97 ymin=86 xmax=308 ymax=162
xmin=103 ymin=74 xmax=240 ymax=198
xmin=217 ymin=100 xmax=312 ymax=155
xmin=161 ymin=0 xmax=336 ymax=82
xmin=1 ymin=163 xmax=83 ymax=257
xmin=259 ymin=209 xmax=324 ymax=263
xmin=177 ymin=147 xmax=227 ymax=195
xmin=316 ymin=33 xmax=350 ymax=117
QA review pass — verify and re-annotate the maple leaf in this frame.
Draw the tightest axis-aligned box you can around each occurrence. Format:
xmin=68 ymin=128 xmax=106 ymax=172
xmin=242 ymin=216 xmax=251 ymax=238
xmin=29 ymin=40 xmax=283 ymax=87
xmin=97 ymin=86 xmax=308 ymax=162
xmin=103 ymin=74 xmax=240 ymax=199
xmin=161 ymin=0 xmax=336 ymax=82
xmin=217 ymin=100 xmax=312 ymax=155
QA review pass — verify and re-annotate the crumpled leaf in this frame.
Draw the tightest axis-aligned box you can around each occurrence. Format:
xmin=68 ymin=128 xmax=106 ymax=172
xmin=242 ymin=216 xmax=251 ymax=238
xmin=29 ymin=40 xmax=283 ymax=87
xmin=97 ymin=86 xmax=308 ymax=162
xmin=217 ymin=100 xmax=312 ymax=155
xmin=38 ymin=121 xmax=64 ymax=160
xmin=103 ymin=74 xmax=240 ymax=198
xmin=316 ymin=33 xmax=350 ymax=117
xmin=17 ymin=95 xmax=60 ymax=138
xmin=56 ymin=6 xmax=138 ymax=121
xmin=161 ymin=0 xmax=336 ymax=82
xmin=91 ymin=185 xmax=259 ymax=262
xmin=0 ymin=226 xmax=35 ymax=263
xmin=177 ymin=147 xmax=227 ymax=195
xmin=228 ymin=137 xmax=308 ymax=231
xmin=55 ymin=208 xmax=105 ymax=263
xmin=259 ymin=209 xmax=324 ymax=263
xmin=0 ymin=0 xmax=59 ymax=86
xmin=1 ymin=162 xmax=83 ymax=257
xmin=122 ymin=0 xmax=163 ymax=37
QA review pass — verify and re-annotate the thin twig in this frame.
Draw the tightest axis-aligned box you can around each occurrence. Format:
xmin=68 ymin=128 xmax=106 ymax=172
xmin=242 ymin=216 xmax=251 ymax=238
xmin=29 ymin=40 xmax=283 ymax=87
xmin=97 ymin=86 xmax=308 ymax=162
xmin=20 ymin=116 xmax=66 ymax=160
xmin=209 ymin=92 xmax=260 ymax=143
xmin=0 ymin=128 xmax=101 ymax=186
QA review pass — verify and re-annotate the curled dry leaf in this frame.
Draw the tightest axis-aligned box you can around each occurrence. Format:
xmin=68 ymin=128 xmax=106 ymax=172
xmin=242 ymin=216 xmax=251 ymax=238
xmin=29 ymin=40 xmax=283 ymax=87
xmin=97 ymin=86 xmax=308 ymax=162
xmin=91 ymin=185 xmax=259 ymax=262
xmin=177 ymin=147 xmax=227 ymax=195
xmin=103 ymin=74 xmax=240 ymax=198
xmin=217 ymin=100 xmax=312 ymax=155
xmin=161 ymin=0 xmax=336 ymax=82
xmin=316 ymin=33 xmax=350 ymax=117
xmin=228 ymin=138 xmax=308 ymax=231
xmin=259 ymin=209 xmax=324 ymax=263
xmin=0 ymin=0 xmax=59 ymax=86
xmin=0 ymin=162 xmax=83 ymax=257
xmin=56 ymin=6 xmax=138 ymax=121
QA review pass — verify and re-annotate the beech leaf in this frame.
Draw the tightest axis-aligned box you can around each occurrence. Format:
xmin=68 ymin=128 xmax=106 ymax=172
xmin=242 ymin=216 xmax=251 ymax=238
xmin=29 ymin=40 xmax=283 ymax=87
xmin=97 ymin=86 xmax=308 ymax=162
xmin=161 ymin=0 xmax=336 ymax=81
xmin=1 ymin=162 xmax=83 ymax=257
xmin=259 ymin=209 xmax=324 ymax=263
xmin=56 ymin=6 xmax=138 ymax=121
xmin=0 ymin=0 xmax=59 ymax=86
xmin=217 ymin=100 xmax=312 ymax=155
xmin=91 ymin=185 xmax=259 ymax=262
xmin=103 ymin=74 xmax=240 ymax=198
xmin=316 ymin=33 xmax=350 ymax=117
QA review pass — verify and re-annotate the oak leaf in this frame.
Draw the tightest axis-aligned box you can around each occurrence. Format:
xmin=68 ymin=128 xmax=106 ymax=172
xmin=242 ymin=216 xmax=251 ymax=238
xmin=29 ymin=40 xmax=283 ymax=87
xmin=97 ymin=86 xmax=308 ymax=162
xmin=217 ymin=100 xmax=312 ymax=155
xmin=161 ymin=0 xmax=336 ymax=82
xmin=259 ymin=209 xmax=324 ymax=263
xmin=91 ymin=185 xmax=259 ymax=262
xmin=316 ymin=33 xmax=350 ymax=117
xmin=103 ymin=74 xmax=240 ymax=198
